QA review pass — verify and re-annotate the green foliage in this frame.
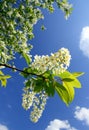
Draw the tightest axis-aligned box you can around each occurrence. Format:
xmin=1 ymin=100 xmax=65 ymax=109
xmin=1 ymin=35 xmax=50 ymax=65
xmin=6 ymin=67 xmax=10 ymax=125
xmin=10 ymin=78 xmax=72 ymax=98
xmin=0 ymin=71 xmax=11 ymax=87
xmin=22 ymin=69 xmax=83 ymax=106
xmin=56 ymin=0 xmax=73 ymax=19
xmin=55 ymin=82 xmax=73 ymax=106
xmin=72 ymin=72 xmax=84 ymax=77
xmin=55 ymin=70 xmax=82 ymax=105
xmin=48 ymin=70 xmax=83 ymax=105
xmin=41 ymin=25 xmax=46 ymax=31
xmin=59 ymin=71 xmax=82 ymax=88
xmin=0 ymin=0 xmax=72 ymax=64
xmin=22 ymin=53 xmax=32 ymax=65
xmin=57 ymin=71 xmax=83 ymax=105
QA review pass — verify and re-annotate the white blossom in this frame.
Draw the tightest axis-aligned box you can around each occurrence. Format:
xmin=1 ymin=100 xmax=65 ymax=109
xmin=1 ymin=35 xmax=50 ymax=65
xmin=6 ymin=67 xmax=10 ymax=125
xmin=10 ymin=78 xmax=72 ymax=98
xmin=22 ymin=86 xmax=48 ymax=123
xmin=31 ymin=48 xmax=71 ymax=75
xmin=22 ymin=89 xmax=35 ymax=110
xmin=30 ymin=91 xmax=48 ymax=123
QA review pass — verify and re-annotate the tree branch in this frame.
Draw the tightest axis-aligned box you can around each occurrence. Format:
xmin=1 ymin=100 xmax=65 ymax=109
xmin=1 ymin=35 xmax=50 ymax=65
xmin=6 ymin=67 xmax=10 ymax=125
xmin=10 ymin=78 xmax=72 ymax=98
xmin=0 ymin=63 xmax=45 ymax=79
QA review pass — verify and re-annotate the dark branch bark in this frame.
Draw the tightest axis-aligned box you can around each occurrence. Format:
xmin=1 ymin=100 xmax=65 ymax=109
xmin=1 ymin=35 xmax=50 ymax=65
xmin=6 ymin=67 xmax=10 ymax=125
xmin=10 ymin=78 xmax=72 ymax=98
xmin=0 ymin=63 xmax=45 ymax=79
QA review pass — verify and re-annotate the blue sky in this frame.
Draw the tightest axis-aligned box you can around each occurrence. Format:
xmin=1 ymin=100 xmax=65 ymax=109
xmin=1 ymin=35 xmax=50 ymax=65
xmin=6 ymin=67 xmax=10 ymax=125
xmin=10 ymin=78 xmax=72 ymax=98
xmin=1 ymin=0 xmax=89 ymax=130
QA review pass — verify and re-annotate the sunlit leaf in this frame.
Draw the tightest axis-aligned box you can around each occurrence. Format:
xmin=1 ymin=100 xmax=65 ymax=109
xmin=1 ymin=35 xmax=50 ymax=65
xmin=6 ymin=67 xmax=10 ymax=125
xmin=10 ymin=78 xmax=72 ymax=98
xmin=63 ymin=81 xmax=75 ymax=103
xmin=0 ymin=71 xmax=11 ymax=87
xmin=1 ymin=79 xmax=7 ymax=87
xmin=59 ymin=71 xmax=71 ymax=79
xmin=0 ymin=75 xmax=11 ymax=79
xmin=59 ymin=71 xmax=82 ymax=88
xmin=62 ymin=78 xmax=74 ymax=82
xmin=72 ymin=72 xmax=84 ymax=77
xmin=55 ymin=82 xmax=70 ymax=106
xmin=22 ymin=53 xmax=31 ymax=65
xmin=0 ymin=70 xmax=4 ymax=75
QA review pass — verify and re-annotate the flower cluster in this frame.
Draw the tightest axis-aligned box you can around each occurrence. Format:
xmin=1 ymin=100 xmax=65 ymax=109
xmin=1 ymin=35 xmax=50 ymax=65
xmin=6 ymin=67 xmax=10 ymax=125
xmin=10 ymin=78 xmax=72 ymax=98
xmin=30 ymin=91 xmax=48 ymax=123
xmin=0 ymin=0 xmax=72 ymax=66
xmin=22 ymin=88 xmax=35 ymax=110
xmin=22 ymin=87 xmax=48 ymax=123
xmin=0 ymin=41 xmax=13 ymax=64
xmin=56 ymin=0 xmax=72 ymax=19
xmin=31 ymin=48 xmax=71 ymax=75
xmin=0 ymin=0 xmax=44 ymax=64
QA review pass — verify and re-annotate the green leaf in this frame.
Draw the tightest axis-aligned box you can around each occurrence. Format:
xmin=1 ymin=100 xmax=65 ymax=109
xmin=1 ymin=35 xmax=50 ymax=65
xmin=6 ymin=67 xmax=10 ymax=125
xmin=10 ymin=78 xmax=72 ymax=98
xmin=32 ymin=75 xmax=55 ymax=97
xmin=72 ymin=72 xmax=84 ymax=77
xmin=55 ymin=82 xmax=71 ymax=106
xmin=71 ymin=78 xmax=81 ymax=88
xmin=62 ymin=78 xmax=74 ymax=82
xmin=34 ymin=78 xmax=44 ymax=93
xmin=62 ymin=77 xmax=81 ymax=88
xmin=21 ymin=67 xmax=33 ymax=78
xmin=0 ymin=75 xmax=11 ymax=79
xmin=22 ymin=53 xmax=31 ymax=65
xmin=45 ymin=80 xmax=55 ymax=97
xmin=41 ymin=25 xmax=46 ymax=31
xmin=1 ymin=79 xmax=7 ymax=87
xmin=0 ymin=71 xmax=4 ymax=75
xmin=59 ymin=71 xmax=72 ymax=79
xmin=42 ymin=71 xmax=50 ymax=78
xmin=59 ymin=71 xmax=82 ymax=88
xmin=63 ymin=81 xmax=75 ymax=103
xmin=60 ymin=72 xmax=77 ymax=103
xmin=0 ymin=71 xmax=11 ymax=87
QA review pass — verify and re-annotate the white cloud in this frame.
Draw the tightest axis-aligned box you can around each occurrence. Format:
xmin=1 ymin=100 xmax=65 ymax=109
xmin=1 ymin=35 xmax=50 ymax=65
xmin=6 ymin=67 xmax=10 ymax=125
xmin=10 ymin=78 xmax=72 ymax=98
xmin=74 ymin=106 xmax=89 ymax=126
xmin=0 ymin=124 xmax=9 ymax=130
xmin=79 ymin=26 xmax=89 ymax=58
xmin=45 ymin=119 xmax=77 ymax=130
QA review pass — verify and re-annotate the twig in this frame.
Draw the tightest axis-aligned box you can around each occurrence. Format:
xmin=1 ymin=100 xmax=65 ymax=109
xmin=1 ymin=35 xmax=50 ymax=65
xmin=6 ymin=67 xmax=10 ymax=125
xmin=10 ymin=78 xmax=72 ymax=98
xmin=0 ymin=63 xmax=45 ymax=79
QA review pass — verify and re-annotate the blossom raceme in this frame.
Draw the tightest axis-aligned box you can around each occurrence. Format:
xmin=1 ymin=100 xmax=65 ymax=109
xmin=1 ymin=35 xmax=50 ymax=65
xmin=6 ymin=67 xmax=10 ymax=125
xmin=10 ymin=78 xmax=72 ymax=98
xmin=30 ymin=48 xmax=71 ymax=75
xmin=30 ymin=91 xmax=48 ymax=123
xmin=22 ymin=88 xmax=35 ymax=110
xmin=22 ymin=88 xmax=48 ymax=123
